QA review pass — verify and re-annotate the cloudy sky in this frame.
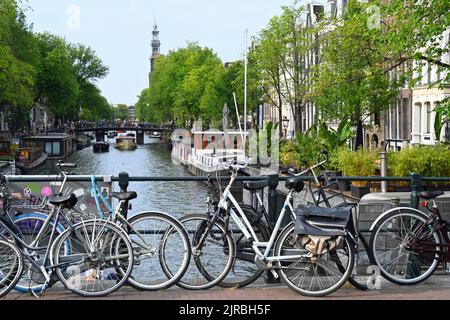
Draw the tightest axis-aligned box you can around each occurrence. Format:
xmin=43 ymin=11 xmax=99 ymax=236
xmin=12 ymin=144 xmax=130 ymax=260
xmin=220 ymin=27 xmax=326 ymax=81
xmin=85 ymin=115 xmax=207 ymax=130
xmin=27 ymin=0 xmax=295 ymax=106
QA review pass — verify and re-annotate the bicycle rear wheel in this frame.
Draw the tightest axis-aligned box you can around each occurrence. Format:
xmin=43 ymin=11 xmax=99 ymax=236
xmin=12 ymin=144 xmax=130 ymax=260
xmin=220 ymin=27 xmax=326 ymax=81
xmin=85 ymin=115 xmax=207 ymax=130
xmin=275 ymin=223 xmax=355 ymax=297
xmin=369 ymin=208 xmax=441 ymax=285
xmin=0 ymin=239 xmax=23 ymax=298
xmin=11 ymin=213 xmax=70 ymax=293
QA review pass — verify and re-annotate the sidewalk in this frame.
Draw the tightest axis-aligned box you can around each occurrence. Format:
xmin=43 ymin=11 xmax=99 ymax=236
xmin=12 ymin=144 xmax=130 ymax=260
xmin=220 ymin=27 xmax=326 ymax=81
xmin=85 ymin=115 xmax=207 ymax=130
xmin=5 ymin=275 xmax=450 ymax=300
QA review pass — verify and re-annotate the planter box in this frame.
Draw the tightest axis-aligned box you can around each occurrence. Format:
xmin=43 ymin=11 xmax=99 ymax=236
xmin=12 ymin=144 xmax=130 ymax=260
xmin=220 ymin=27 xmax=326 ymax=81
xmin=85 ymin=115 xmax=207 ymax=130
xmin=351 ymin=185 xmax=371 ymax=198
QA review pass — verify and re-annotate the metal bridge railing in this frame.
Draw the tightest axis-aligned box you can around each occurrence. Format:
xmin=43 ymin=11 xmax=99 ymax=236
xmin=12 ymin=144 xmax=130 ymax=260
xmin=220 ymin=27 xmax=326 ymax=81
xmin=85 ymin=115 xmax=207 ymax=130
xmin=5 ymin=172 xmax=450 ymax=225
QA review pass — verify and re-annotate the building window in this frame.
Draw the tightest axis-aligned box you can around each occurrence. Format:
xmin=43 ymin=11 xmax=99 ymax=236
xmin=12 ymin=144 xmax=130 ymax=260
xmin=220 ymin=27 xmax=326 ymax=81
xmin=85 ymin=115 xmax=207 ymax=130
xmin=426 ymin=102 xmax=432 ymax=134
xmin=45 ymin=142 xmax=61 ymax=156
xmin=402 ymin=98 xmax=409 ymax=140
xmin=413 ymin=103 xmax=422 ymax=136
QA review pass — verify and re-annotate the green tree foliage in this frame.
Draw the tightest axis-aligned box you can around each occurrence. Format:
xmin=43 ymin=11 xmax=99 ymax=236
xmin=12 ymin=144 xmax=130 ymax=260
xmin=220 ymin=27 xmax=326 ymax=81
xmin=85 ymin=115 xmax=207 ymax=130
xmin=114 ymin=104 xmax=129 ymax=121
xmin=0 ymin=0 xmax=36 ymax=109
xmin=136 ymin=43 xmax=229 ymax=128
xmin=33 ymin=33 xmax=79 ymax=121
xmin=313 ymin=0 xmax=450 ymax=123
xmin=78 ymin=83 xmax=112 ymax=122
xmin=0 ymin=0 xmax=110 ymax=129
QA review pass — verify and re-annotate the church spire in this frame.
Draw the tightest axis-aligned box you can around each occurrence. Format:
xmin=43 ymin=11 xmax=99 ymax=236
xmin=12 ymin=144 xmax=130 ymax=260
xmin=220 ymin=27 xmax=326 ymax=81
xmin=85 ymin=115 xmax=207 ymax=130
xmin=149 ymin=22 xmax=161 ymax=86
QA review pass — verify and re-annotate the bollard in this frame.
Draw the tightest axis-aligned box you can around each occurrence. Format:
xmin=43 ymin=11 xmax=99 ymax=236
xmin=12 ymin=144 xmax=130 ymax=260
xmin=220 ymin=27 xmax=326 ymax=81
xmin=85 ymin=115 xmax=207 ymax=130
xmin=380 ymin=151 xmax=388 ymax=193
xmin=266 ymin=174 xmax=280 ymax=284
xmin=410 ymin=173 xmax=421 ymax=209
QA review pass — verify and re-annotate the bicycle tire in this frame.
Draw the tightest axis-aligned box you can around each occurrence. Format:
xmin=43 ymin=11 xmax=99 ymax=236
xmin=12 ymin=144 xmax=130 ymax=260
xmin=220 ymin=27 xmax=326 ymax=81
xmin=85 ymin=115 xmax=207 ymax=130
xmin=125 ymin=212 xmax=191 ymax=291
xmin=275 ymin=222 xmax=355 ymax=297
xmin=165 ymin=214 xmax=235 ymax=290
xmin=11 ymin=212 xmax=70 ymax=293
xmin=52 ymin=219 xmax=134 ymax=297
xmin=215 ymin=204 xmax=270 ymax=288
xmin=0 ymin=239 xmax=23 ymax=298
xmin=369 ymin=208 xmax=441 ymax=285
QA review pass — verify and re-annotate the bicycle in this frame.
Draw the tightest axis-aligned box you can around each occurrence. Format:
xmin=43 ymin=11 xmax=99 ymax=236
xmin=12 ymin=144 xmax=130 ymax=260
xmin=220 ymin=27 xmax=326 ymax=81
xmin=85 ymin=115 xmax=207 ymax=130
xmin=0 ymin=163 xmax=135 ymax=297
xmin=170 ymin=161 xmax=356 ymax=296
xmin=175 ymin=151 xmax=371 ymax=291
xmin=289 ymin=150 xmax=372 ymax=291
xmin=71 ymin=174 xmax=191 ymax=291
xmin=368 ymin=190 xmax=448 ymax=285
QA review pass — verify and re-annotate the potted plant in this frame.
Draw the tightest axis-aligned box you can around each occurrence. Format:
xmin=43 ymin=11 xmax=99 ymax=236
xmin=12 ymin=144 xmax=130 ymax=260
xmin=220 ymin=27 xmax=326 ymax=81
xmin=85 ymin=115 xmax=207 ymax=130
xmin=337 ymin=148 xmax=378 ymax=198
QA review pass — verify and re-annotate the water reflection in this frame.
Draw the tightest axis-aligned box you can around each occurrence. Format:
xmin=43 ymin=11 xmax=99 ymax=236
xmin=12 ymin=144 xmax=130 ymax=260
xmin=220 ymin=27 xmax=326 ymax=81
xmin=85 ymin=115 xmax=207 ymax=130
xmin=29 ymin=135 xmax=208 ymax=218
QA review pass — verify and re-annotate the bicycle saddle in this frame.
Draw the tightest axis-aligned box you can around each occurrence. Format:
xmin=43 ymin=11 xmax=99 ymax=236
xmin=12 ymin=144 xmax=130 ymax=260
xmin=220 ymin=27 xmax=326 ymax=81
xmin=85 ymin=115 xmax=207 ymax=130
xmin=419 ymin=191 xmax=444 ymax=200
xmin=243 ymin=180 xmax=268 ymax=192
xmin=49 ymin=193 xmax=78 ymax=209
xmin=111 ymin=191 xmax=137 ymax=201
xmin=286 ymin=177 xmax=305 ymax=193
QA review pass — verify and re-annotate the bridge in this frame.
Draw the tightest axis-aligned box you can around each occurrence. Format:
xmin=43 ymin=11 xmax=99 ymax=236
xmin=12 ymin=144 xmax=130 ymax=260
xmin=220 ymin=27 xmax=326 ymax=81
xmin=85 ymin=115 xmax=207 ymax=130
xmin=75 ymin=125 xmax=174 ymax=144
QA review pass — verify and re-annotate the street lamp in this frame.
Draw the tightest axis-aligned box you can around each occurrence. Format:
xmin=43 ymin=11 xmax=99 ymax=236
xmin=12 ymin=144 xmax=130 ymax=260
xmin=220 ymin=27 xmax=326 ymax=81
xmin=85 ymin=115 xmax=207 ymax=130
xmin=282 ymin=116 xmax=290 ymax=139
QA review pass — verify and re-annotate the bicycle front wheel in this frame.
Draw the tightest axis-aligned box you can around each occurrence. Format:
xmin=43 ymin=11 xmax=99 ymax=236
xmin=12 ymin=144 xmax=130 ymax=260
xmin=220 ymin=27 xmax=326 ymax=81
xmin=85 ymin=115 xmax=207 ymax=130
xmin=52 ymin=219 xmax=134 ymax=297
xmin=217 ymin=204 xmax=269 ymax=288
xmin=167 ymin=214 xmax=235 ymax=290
xmin=0 ymin=239 xmax=23 ymax=298
xmin=126 ymin=212 xmax=191 ymax=291
xmin=369 ymin=208 xmax=441 ymax=285
xmin=275 ymin=223 xmax=355 ymax=297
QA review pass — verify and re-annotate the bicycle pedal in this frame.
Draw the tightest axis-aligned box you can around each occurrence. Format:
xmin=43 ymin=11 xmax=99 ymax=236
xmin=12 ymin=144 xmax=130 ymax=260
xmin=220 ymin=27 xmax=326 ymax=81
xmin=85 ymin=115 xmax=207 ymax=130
xmin=270 ymin=270 xmax=279 ymax=279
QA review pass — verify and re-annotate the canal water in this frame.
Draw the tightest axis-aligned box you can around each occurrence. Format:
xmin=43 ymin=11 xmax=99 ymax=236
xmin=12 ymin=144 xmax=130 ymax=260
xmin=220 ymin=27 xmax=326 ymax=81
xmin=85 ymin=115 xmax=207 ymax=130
xmin=29 ymin=134 xmax=209 ymax=219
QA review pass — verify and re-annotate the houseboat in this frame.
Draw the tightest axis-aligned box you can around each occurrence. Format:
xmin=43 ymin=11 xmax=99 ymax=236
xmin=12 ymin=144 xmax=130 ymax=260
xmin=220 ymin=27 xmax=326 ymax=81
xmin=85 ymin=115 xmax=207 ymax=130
xmin=93 ymin=141 xmax=110 ymax=153
xmin=15 ymin=146 xmax=48 ymax=174
xmin=115 ymin=136 xmax=137 ymax=151
xmin=172 ymin=129 xmax=248 ymax=176
xmin=21 ymin=134 xmax=74 ymax=160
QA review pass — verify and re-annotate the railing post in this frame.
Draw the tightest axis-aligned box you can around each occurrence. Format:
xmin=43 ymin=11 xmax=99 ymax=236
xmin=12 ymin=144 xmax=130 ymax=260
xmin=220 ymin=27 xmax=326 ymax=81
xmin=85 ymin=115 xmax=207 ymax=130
xmin=265 ymin=174 xmax=280 ymax=284
xmin=267 ymin=174 xmax=279 ymax=229
xmin=380 ymin=151 xmax=388 ymax=193
xmin=410 ymin=173 xmax=421 ymax=209
xmin=119 ymin=172 xmax=129 ymax=192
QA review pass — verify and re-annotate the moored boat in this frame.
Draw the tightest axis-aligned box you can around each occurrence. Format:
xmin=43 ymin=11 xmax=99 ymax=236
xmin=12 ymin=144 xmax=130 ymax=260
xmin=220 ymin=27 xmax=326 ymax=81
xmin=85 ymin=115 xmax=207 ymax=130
xmin=115 ymin=136 xmax=137 ymax=151
xmin=15 ymin=146 xmax=48 ymax=174
xmin=93 ymin=141 xmax=110 ymax=153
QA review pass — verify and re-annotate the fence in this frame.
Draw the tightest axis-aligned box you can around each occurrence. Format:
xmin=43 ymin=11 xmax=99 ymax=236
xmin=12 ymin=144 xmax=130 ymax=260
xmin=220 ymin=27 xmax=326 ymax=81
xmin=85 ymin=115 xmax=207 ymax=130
xmin=6 ymin=172 xmax=450 ymax=223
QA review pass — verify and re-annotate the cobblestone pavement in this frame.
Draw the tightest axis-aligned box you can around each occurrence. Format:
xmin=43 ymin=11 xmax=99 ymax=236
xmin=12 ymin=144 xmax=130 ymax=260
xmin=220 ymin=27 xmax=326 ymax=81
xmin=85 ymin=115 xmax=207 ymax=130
xmin=4 ymin=275 xmax=450 ymax=300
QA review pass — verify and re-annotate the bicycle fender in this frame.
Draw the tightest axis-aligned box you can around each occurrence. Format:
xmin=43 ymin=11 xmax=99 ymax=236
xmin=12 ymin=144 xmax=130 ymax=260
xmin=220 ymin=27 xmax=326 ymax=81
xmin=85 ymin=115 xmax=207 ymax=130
xmin=368 ymin=207 xmax=429 ymax=232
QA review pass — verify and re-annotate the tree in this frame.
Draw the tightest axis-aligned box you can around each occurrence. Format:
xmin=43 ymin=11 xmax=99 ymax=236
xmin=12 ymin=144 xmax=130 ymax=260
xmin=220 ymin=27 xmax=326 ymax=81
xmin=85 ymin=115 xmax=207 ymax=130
xmin=138 ymin=43 xmax=228 ymax=128
xmin=78 ymin=83 xmax=112 ymax=122
xmin=0 ymin=0 xmax=37 ymax=120
xmin=114 ymin=104 xmax=129 ymax=121
xmin=33 ymin=33 xmax=79 ymax=124
xmin=313 ymin=0 xmax=450 ymax=124
xmin=257 ymin=2 xmax=318 ymax=134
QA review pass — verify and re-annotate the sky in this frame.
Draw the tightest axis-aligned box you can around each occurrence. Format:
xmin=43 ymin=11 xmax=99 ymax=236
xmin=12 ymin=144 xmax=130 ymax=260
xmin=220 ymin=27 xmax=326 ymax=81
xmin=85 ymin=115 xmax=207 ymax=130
xmin=26 ymin=0 xmax=296 ymax=106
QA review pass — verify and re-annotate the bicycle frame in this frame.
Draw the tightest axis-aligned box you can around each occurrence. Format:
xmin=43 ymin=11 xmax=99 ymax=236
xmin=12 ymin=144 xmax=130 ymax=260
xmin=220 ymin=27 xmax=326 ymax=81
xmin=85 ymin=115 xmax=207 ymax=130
xmin=199 ymin=172 xmax=304 ymax=265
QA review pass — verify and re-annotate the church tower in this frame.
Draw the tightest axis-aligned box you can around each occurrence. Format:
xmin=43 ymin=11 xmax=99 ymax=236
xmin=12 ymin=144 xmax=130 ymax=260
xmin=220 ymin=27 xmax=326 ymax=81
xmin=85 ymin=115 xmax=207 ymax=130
xmin=149 ymin=22 xmax=161 ymax=86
